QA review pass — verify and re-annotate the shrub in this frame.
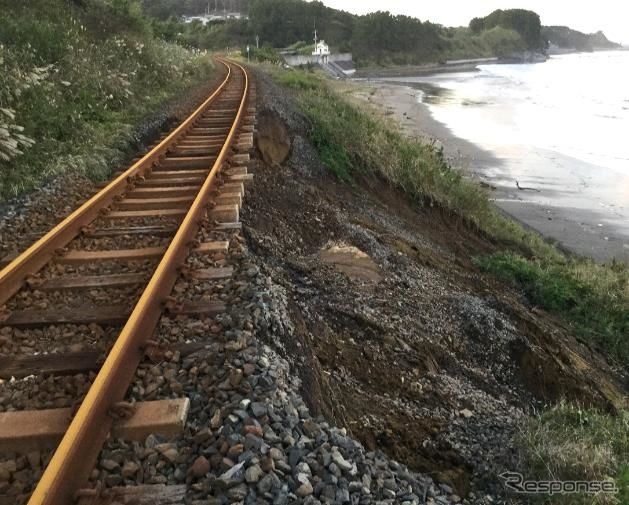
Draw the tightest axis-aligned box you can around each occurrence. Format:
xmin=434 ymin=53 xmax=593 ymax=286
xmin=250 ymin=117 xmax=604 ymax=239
xmin=241 ymin=46 xmax=285 ymax=65
xmin=0 ymin=0 xmax=215 ymax=198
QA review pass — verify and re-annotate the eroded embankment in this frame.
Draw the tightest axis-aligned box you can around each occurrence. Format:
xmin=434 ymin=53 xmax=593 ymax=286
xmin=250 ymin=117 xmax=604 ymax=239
xmin=243 ymin=69 xmax=628 ymax=499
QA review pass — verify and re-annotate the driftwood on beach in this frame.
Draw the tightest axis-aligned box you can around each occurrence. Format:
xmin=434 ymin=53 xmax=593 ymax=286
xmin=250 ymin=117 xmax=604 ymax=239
xmin=516 ymin=180 xmax=541 ymax=192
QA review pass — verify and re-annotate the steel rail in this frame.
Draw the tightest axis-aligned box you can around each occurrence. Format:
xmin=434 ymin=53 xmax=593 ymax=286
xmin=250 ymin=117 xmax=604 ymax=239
xmin=0 ymin=61 xmax=232 ymax=307
xmin=27 ymin=59 xmax=249 ymax=505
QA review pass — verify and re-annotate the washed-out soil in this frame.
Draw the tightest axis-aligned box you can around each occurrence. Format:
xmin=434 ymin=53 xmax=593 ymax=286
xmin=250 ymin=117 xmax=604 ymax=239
xmin=242 ymin=69 xmax=628 ymax=500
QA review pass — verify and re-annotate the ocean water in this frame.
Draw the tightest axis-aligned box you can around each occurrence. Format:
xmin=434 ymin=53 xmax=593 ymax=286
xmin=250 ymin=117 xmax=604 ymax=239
xmin=388 ymin=51 xmax=629 ymax=237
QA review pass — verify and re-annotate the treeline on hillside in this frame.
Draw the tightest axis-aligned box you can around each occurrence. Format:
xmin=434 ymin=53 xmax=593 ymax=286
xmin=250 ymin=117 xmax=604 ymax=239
xmin=142 ymin=0 xmax=250 ymax=19
xmin=542 ymin=26 xmax=621 ymax=51
xmin=143 ymin=0 xmax=619 ymax=66
xmin=145 ymin=0 xmax=549 ymax=65
xmin=469 ymin=9 xmax=544 ymax=51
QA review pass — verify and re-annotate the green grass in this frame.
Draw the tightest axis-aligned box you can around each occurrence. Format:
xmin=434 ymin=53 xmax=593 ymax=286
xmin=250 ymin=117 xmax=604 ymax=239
xmin=0 ymin=0 xmax=216 ymax=199
xmin=475 ymin=253 xmax=629 ymax=368
xmin=273 ymin=68 xmax=628 ymax=371
xmin=519 ymin=403 xmax=629 ymax=504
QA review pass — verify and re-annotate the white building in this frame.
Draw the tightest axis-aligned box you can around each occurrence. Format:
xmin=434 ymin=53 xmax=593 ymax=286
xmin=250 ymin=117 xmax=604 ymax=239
xmin=312 ymin=40 xmax=330 ymax=63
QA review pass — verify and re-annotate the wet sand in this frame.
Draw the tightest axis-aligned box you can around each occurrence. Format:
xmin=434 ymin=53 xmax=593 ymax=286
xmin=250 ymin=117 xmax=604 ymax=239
xmin=353 ymin=82 xmax=629 ymax=263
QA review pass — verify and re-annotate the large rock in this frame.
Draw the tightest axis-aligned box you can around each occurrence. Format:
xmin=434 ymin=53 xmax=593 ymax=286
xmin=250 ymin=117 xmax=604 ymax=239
xmin=255 ymin=108 xmax=290 ymax=167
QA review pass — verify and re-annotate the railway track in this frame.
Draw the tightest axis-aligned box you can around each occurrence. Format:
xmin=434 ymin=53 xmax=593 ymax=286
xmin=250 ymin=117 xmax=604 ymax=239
xmin=0 ymin=59 xmax=255 ymax=504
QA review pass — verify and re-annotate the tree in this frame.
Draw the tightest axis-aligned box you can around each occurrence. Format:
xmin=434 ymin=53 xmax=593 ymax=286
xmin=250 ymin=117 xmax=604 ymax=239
xmin=469 ymin=17 xmax=484 ymax=34
xmin=470 ymin=9 xmax=543 ymax=51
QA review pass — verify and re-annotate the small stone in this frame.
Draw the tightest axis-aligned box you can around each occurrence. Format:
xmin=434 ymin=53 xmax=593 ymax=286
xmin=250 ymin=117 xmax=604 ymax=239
xmin=251 ymin=402 xmax=267 ymax=418
xmin=100 ymin=459 xmax=119 ymax=471
xmin=193 ymin=428 xmax=213 ymax=444
xmin=257 ymin=472 xmax=280 ymax=494
xmin=218 ymin=461 xmax=245 ymax=487
xmin=245 ymin=463 xmax=264 ymax=483
xmin=460 ymin=409 xmax=473 ymax=419
xmin=227 ymin=444 xmax=244 ymax=458
xmin=288 ymin=448 xmax=304 ymax=469
xmin=439 ymin=484 xmax=453 ymax=494
xmin=296 ymin=480 xmax=314 ymax=497
xmin=121 ymin=461 xmax=140 ymax=479
xmin=190 ymin=456 xmax=210 ymax=478
xmin=260 ymin=456 xmax=275 ymax=472
xmin=264 ymin=427 xmax=281 ymax=443
xmin=174 ymin=467 xmax=186 ymax=482
xmin=269 ymin=447 xmax=284 ymax=460
xmin=26 ymin=451 xmax=40 ymax=469
xmin=12 ymin=469 xmax=30 ymax=484
xmin=331 ymin=450 xmax=352 ymax=472
xmin=229 ymin=369 xmax=244 ymax=386
xmin=336 ymin=487 xmax=350 ymax=503
xmin=0 ymin=466 xmax=10 ymax=482
xmin=321 ymin=484 xmax=336 ymax=501
xmin=244 ymin=425 xmax=263 ymax=437
xmin=383 ymin=488 xmax=396 ymax=499
xmin=227 ymin=483 xmax=248 ymax=501
xmin=145 ymin=434 xmax=159 ymax=449
xmin=383 ymin=478 xmax=397 ymax=491
xmin=210 ymin=410 xmax=222 ymax=429
xmin=105 ymin=474 xmax=122 ymax=487
xmin=158 ymin=447 xmax=179 ymax=463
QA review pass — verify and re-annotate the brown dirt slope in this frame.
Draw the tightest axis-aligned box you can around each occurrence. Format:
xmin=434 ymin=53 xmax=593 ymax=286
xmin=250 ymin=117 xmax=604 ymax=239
xmin=242 ymin=70 xmax=628 ymax=499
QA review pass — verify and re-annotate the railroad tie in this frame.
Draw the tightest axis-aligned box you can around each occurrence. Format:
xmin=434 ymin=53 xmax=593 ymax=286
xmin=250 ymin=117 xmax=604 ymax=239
xmin=0 ymin=399 xmax=189 ymax=453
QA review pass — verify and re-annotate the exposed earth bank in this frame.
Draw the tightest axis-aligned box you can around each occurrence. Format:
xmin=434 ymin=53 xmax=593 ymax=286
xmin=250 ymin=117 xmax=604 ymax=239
xmin=243 ymin=69 xmax=628 ymax=501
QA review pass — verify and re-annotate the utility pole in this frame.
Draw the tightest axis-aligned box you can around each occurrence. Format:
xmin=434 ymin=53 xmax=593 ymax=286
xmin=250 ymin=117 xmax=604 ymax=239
xmin=256 ymin=34 xmax=260 ymax=49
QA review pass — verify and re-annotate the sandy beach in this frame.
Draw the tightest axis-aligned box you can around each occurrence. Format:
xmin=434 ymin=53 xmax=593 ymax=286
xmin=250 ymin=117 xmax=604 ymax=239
xmin=351 ymin=82 xmax=629 ymax=263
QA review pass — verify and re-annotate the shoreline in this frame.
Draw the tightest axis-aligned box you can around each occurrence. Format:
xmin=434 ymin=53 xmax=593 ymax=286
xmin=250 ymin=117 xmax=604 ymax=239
xmin=349 ymin=82 xmax=629 ymax=263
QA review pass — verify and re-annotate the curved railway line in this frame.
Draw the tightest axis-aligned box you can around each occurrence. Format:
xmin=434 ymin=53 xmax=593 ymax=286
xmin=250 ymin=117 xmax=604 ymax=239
xmin=0 ymin=59 xmax=254 ymax=504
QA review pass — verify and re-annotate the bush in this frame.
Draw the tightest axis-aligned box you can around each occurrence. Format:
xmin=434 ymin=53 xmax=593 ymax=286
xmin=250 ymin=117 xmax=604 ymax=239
xmin=479 ymin=26 xmax=527 ymax=56
xmin=241 ymin=46 xmax=284 ymax=64
xmin=0 ymin=0 xmax=215 ymax=198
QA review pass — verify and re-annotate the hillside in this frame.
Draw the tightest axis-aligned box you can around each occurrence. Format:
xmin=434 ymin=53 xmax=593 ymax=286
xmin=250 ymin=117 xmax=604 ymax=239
xmin=144 ymin=1 xmax=622 ymax=66
xmin=0 ymin=0 xmax=216 ymax=199
xmin=243 ymin=67 xmax=629 ymax=504
xmin=146 ymin=1 xmax=546 ymax=66
xmin=543 ymin=25 xmax=622 ymax=52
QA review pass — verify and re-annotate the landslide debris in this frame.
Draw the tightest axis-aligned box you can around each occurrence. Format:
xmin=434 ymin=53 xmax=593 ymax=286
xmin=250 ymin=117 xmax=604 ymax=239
xmin=241 ymin=69 xmax=628 ymax=501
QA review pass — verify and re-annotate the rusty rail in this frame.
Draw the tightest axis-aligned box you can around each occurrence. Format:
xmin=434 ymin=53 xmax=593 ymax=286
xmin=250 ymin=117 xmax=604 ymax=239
xmin=22 ymin=59 xmax=249 ymax=505
xmin=0 ymin=62 xmax=232 ymax=307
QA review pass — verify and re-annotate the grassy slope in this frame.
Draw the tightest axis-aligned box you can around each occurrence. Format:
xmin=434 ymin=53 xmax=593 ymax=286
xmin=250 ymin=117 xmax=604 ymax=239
xmin=0 ymin=0 xmax=215 ymax=199
xmin=273 ymin=68 xmax=628 ymax=502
